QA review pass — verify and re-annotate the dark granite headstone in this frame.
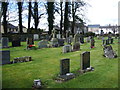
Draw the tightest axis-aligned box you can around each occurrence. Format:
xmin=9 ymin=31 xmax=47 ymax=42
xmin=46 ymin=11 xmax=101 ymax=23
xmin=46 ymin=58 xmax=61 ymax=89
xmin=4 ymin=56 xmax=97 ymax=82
xmin=80 ymin=36 xmax=84 ymax=44
xmin=26 ymin=37 xmax=34 ymax=45
xmin=60 ymin=59 xmax=70 ymax=75
xmin=0 ymin=50 xmax=10 ymax=65
xmin=58 ymin=39 xmax=64 ymax=46
xmin=81 ymin=51 xmax=90 ymax=70
xmin=90 ymin=38 xmax=95 ymax=48
xmin=105 ymin=39 xmax=109 ymax=45
xmin=1 ymin=37 xmax=9 ymax=48
xmin=12 ymin=35 xmax=21 ymax=47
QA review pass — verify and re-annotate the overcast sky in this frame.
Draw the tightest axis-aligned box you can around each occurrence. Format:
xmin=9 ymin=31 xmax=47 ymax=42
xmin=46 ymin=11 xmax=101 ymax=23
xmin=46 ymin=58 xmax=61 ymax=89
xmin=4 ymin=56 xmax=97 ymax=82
xmin=9 ymin=0 xmax=119 ymax=30
xmin=86 ymin=0 xmax=119 ymax=26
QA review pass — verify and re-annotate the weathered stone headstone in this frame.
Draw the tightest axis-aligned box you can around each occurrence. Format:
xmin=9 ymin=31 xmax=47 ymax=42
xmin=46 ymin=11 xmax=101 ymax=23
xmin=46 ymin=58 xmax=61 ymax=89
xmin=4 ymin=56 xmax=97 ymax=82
xmin=66 ymin=37 xmax=72 ymax=44
xmin=34 ymin=34 xmax=39 ymax=40
xmin=81 ymin=51 xmax=90 ymax=70
xmin=12 ymin=35 xmax=21 ymax=47
xmin=103 ymin=45 xmax=117 ymax=58
xmin=50 ymin=29 xmax=59 ymax=47
xmin=63 ymin=45 xmax=72 ymax=53
xmin=60 ymin=59 xmax=70 ymax=75
xmin=0 ymin=50 xmax=10 ymax=65
xmin=72 ymin=42 xmax=80 ymax=51
xmin=38 ymin=40 xmax=48 ymax=49
xmin=1 ymin=37 xmax=9 ymax=48
xmin=58 ymin=39 xmax=64 ymax=46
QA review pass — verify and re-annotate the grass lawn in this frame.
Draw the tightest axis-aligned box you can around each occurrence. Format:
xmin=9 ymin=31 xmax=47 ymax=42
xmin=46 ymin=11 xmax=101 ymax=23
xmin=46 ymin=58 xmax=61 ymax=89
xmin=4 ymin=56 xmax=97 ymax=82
xmin=2 ymin=37 xmax=118 ymax=88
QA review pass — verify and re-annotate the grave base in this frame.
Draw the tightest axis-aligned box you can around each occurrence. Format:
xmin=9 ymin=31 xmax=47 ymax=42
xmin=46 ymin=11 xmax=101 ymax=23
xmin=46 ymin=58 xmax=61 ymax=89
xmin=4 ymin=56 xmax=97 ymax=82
xmin=79 ymin=66 xmax=94 ymax=74
xmin=55 ymin=73 xmax=75 ymax=83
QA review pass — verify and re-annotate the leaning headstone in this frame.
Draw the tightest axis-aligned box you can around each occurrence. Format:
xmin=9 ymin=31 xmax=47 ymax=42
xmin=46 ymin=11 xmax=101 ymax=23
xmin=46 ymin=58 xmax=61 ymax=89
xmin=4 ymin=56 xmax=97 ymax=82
xmin=63 ymin=45 xmax=72 ymax=53
xmin=38 ymin=40 xmax=48 ymax=49
xmin=12 ymin=35 xmax=21 ymax=47
xmin=72 ymin=42 xmax=80 ymax=51
xmin=0 ymin=50 xmax=10 ymax=65
xmin=103 ymin=45 xmax=117 ymax=58
xmin=1 ymin=37 xmax=9 ymax=48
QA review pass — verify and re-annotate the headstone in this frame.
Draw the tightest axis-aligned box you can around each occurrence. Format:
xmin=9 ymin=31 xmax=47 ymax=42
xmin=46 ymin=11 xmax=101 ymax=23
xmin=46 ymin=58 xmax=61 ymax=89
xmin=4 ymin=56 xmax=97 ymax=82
xmin=81 ymin=51 xmax=90 ymax=70
xmin=72 ymin=42 xmax=80 ymax=51
xmin=90 ymin=37 xmax=95 ymax=48
xmin=34 ymin=34 xmax=39 ymax=40
xmin=79 ymin=35 xmax=84 ymax=44
xmin=58 ymin=39 xmax=64 ymax=46
xmin=38 ymin=40 xmax=48 ymax=49
xmin=57 ymin=34 xmax=61 ymax=39
xmin=12 ymin=35 xmax=21 ymax=47
xmin=103 ymin=45 xmax=117 ymax=58
xmin=66 ymin=37 xmax=72 ymax=44
xmin=63 ymin=45 xmax=72 ymax=53
xmin=60 ymin=59 xmax=70 ymax=75
xmin=1 ymin=37 xmax=9 ymax=48
xmin=50 ymin=29 xmax=59 ymax=47
xmin=86 ymin=37 xmax=90 ymax=43
xmin=105 ymin=39 xmax=109 ymax=45
xmin=26 ymin=37 xmax=34 ymax=45
xmin=0 ymin=50 xmax=10 ymax=65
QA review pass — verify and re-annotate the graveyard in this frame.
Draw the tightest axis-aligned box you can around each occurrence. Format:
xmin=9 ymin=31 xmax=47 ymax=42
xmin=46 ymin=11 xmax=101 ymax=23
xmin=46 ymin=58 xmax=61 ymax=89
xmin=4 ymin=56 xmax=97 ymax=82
xmin=2 ymin=37 xmax=118 ymax=88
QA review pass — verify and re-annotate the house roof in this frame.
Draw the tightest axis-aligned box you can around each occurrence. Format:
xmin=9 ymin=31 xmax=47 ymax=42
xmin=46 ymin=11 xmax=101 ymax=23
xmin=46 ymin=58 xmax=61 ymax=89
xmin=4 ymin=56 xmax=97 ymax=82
xmin=2 ymin=22 xmax=17 ymax=29
xmin=88 ymin=24 xmax=100 ymax=28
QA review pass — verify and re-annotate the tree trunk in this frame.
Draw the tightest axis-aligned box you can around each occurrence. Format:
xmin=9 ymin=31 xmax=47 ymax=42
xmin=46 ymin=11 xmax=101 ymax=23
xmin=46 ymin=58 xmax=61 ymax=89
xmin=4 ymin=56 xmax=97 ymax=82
xmin=28 ymin=2 xmax=31 ymax=34
xmin=47 ymin=2 xmax=54 ymax=35
xmin=71 ymin=3 xmax=75 ymax=37
xmin=60 ymin=1 xmax=63 ymax=38
xmin=64 ymin=2 xmax=69 ymax=38
xmin=34 ymin=2 xmax=39 ymax=32
xmin=2 ymin=2 xmax=8 ymax=34
xmin=18 ymin=2 xmax=23 ymax=33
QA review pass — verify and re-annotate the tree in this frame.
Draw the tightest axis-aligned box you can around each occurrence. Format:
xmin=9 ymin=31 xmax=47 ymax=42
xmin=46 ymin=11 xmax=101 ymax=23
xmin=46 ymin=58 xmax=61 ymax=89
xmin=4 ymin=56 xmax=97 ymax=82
xmin=2 ymin=2 xmax=8 ymax=34
xmin=28 ymin=1 xmax=32 ymax=33
xmin=31 ymin=1 xmax=44 ymax=33
xmin=17 ymin=2 xmax=23 ymax=33
xmin=71 ymin=1 xmax=86 ymax=37
xmin=47 ymin=2 xmax=54 ymax=35
xmin=60 ymin=1 xmax=63 ymax=38
xmin=63 ymin=2 xmax=69 ymax=38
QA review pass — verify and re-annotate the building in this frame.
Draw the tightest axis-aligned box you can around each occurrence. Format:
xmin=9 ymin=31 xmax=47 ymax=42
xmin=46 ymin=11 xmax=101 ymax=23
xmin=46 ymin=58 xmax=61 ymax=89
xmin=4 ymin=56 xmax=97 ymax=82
xmin=88 ymin=24 xmax=100 ymax=34
xmin=88 ymin=24 xmax=118 ymax=34
xmin=1 ymin=22 xmax=27 ymax=33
